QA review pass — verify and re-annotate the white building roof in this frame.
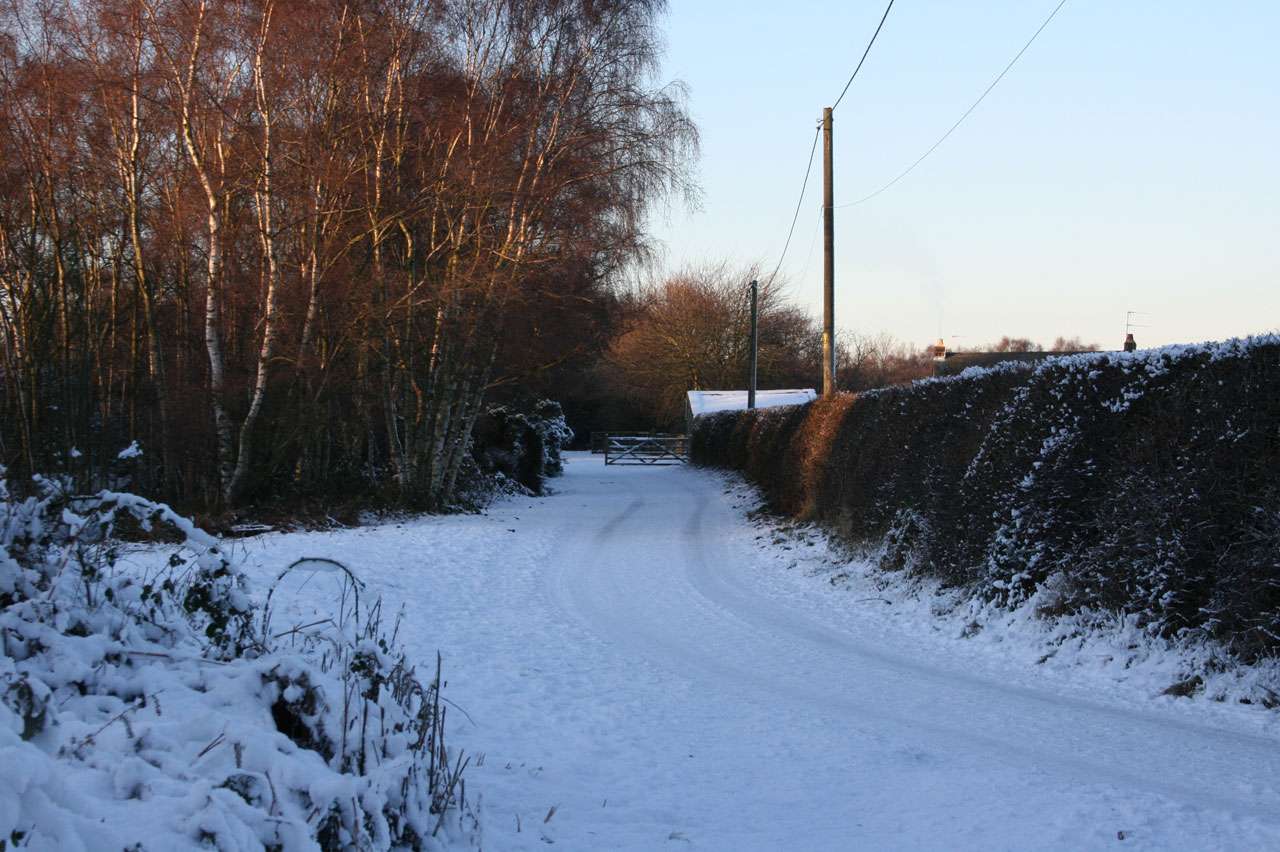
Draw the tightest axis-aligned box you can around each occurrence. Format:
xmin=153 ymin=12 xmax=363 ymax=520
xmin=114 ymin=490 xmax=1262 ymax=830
xmin=686 ymin=389 xmax=817 ymax=418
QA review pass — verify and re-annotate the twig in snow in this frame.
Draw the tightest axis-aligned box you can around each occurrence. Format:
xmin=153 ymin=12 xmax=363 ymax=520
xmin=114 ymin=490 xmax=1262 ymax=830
xmin=440 ymin=693 xmax=476 ymax=726
xmin=196 ymin=730 xmax=227 ymax=759
xmin=71 ymin=692 xmax=158 ymax=757
xmin=272 ymin=618 xmax=334 ymax=639
xmin=432 ymin=750 xmax=471 ymax=837
xmin=119 ymin=648 xmax=229 ymax=666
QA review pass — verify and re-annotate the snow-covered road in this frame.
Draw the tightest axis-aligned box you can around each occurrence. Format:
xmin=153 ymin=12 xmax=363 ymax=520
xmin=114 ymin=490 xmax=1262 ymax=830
xmin=238 ymin=452 xmax=1280 ymax=851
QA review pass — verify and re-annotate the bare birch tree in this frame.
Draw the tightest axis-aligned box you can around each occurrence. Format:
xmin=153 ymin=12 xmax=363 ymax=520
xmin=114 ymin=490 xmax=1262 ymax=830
xmin=0 ymin=0 xmax=696 ymax=510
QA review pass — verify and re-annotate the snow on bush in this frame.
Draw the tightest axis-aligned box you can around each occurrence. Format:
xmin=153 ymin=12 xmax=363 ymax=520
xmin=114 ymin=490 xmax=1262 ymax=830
xmin=530 ymin=400 xmax=573 ymax=479
xmin=468 ymin=400 xmax=574 ymax=498
xmin=0 ymin=471 xmax=467 ymax=850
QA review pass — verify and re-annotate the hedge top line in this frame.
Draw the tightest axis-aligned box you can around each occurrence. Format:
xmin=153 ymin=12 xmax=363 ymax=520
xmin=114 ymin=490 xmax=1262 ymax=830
xmin=875 ymin=333 xmax=1280 ymax=398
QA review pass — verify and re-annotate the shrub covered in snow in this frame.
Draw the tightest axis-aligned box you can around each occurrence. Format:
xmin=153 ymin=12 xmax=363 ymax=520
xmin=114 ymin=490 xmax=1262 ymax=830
xmin=692 ymin=337 xmax=1280 ymax=672
xmin=530 ymin=400 xmax=573 ymax=478
xmin=468 ymin=400 xmax=573 ymax=496
xmin=0 ymin=472 xmax=468 ymax=850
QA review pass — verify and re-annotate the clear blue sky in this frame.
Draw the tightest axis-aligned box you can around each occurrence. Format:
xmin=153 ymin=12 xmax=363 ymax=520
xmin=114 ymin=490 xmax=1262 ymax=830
xmin=650 ymin=0 xmax=1280 ymax=351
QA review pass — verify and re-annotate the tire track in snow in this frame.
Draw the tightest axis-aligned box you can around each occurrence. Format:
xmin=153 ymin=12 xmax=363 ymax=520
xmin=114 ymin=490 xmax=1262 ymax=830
xmin=542 ymin=457 xmax=1280 ymax=841
xmin=669 ymin=474 xmax=1280 ymax=820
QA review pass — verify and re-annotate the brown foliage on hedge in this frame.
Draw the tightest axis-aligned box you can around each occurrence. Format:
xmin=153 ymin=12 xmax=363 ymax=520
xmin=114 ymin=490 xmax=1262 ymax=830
xmin=775 ymin=393 xmax=857 ymax=519
xmin=691 ymin=337 xmax=1280 ymax=659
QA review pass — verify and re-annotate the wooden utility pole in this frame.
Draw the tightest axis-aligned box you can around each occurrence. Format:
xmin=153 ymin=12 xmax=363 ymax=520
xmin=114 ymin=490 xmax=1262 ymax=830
xmin=748 ymin=279 xmax=758 ymax=409
xmin=822 ymin=107 xmax=835 ymax=396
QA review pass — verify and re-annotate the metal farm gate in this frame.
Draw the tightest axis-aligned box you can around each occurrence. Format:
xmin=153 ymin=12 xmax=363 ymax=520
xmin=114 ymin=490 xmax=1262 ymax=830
xmin=600 ymin=434 xmax=689 ymax=465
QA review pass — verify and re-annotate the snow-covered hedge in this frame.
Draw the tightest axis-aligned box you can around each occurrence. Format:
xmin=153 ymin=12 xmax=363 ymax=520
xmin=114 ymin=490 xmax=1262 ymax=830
xmin=1 ymin=471 xmax=467 ymax=850
xmin=691 ymin=337 xmax=1280 ymax=674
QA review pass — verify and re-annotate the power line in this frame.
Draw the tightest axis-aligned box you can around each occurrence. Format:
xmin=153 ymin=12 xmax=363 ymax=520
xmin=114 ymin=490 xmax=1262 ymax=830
xmin=767 ymin=124 xmax=822 ymax=284
xmin=832 ymin=0 xmax=898 ymax=112
xmin=768 ymin=0 xmax=895 ymax=285
xmin=844 ymin=0 xmax=1070 ymax=207
xmin=799 ymin=206 xmax=824 ymax=284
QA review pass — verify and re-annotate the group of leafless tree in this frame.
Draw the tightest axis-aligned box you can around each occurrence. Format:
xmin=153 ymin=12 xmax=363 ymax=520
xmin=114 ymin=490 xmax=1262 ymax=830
xmin=978 ymin=335 xmax=1100 ymax=354
xmin=836 ymin=331 xmax=931 ymax=393
xmin=600 ymin=261 xmax=824 ymax=428
xmin=0 ymin=0 xmax=696 ymax=508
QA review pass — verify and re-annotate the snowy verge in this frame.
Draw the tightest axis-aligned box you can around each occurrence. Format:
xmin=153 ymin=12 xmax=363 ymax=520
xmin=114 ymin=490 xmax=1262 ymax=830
xmin=1 ymin=473 xmax=470 ymax=851
xmin=718 ymin=470 xmax=1280 ymax=718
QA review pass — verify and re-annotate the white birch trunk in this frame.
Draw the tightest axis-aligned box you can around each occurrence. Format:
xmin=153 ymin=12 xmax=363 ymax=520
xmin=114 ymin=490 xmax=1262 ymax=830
xmin=227 ymin=14 xmax=281 ymax=503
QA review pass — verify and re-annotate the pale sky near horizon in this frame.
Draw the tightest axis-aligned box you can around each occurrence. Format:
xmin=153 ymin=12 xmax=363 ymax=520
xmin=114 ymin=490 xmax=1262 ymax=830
xmin=649 ymin=0 xmax=1279 ymax=352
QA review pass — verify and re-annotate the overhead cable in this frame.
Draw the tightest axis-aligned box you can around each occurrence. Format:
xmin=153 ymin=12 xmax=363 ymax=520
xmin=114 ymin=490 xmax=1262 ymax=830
xmin=845 ymin=0 xmax=1070 ymax=207
xmin=832 ymin=0 xmax=898 ymax=111
xmin=769 ymin=0 xmax=897 ymax=282
xmin=767 ymin=124 xmax=823 ymax=285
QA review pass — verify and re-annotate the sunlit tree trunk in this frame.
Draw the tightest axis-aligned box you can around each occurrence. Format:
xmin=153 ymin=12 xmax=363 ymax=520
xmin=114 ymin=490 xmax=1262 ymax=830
xmin=227 ymin=2 xmax=282 ymax=503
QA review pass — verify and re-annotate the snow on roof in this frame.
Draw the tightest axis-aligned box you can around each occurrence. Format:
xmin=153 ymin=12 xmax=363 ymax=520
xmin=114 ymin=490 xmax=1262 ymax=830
xmin=686 ymin=389 xmax=817 ymax=418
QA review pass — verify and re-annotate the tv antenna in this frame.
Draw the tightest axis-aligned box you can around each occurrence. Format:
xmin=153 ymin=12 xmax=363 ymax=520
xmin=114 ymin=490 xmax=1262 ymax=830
xmin=1125 ymin=310 xmax=1149 ymax=335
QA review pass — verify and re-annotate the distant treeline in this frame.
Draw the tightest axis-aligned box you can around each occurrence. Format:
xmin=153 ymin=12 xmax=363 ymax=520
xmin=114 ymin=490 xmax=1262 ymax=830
xmin=691 ymin=337 xmax=1280 ymax=660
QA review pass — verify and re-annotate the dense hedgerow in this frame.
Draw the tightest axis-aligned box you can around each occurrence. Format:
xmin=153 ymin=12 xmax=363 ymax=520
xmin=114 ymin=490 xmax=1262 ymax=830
xmin=692 ymin=337 xmax=1280 ymax=660
xmin=1 ymin=470 xmax=467 ymax=850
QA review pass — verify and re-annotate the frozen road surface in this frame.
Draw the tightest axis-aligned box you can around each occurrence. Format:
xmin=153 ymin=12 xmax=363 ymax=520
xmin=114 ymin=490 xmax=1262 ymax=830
xmin=240 ymin=452 xmax=1280 ymax=851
